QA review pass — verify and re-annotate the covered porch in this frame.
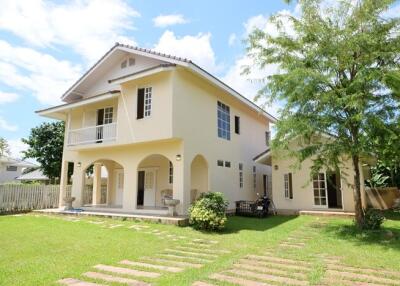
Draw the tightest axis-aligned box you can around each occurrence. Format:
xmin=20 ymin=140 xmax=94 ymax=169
xmin=58 ymin=142 xmax=209 ymax=216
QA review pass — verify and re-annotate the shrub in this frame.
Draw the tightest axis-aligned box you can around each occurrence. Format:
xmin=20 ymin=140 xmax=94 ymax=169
xmin=361 ymin=208 xmax=385 ymax=230
xmin=188 ymin=192 xmax=228 ymax=231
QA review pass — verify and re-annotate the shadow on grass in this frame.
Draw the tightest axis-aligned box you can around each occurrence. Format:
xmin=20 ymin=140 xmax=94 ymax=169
xmin=322 ymin=220 xmax=400 ymax=251
xmin=218 ymin=215 xmax=298 ymax=234
xmin=383 ymin=209 xmax=400 ymax=221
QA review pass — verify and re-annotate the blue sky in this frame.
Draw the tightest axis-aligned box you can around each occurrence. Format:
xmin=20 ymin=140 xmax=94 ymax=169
xmin=0 ymin=0 xmax=399 ymax=158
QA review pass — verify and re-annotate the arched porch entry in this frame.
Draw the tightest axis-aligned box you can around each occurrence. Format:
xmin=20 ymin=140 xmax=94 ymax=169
xmin=136 ymin=154 xmax=174 ymax=209
xmin=190 ymin=154 xmax=209 ymax=203
xmin=82 ymin=159 xmax=124 ymax=208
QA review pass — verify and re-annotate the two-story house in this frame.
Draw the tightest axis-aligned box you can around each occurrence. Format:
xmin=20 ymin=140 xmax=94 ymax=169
xmin=37 ymin=43 xmax=276 ymax=215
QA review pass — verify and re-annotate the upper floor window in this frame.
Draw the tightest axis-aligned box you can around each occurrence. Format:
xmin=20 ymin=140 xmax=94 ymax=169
xmin=137 ymin=87 xmax=152 ymax=119
xmin=121 ymin=57 xmax=135 ymax=69
xmin=265 ymin=131 xmax=271 ymax=146
xmin=235 ymin=116 xmax=240 ymax=134
xmin=217 ymin=101 xmax=230 ymax=140
xmin=217 ymin=160 xmax=224 ymax=167
xmin=6 ymin=166 xmax=17 ymax=172
xmin=284 ymin=173 xmax=293 ymax=199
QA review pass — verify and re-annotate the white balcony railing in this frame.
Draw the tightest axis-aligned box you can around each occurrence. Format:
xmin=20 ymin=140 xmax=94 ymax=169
xmin=67 ymin=123 xmax=117 ymax=146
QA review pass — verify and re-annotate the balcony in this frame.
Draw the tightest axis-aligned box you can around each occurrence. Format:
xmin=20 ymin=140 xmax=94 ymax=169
xmin=67 ymin=123 xmax=117 ymax=146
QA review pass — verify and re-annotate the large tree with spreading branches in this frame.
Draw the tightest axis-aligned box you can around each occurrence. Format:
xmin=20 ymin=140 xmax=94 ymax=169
xmin=245 ymin=0 xmax=400 ymax=227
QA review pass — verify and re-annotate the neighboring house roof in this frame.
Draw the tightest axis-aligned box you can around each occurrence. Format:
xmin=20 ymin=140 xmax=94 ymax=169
xmin=0 ymin=156 xmax=38 ymax=168
xmin=16 ymin=169 xmax=49 ymax=181
xmin=39 ymin=42 xmax=277 ymax=123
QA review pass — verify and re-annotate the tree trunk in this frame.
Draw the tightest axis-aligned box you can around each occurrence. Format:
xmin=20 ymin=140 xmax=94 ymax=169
xmin=352 ymin=155 xmax=364 ymax=228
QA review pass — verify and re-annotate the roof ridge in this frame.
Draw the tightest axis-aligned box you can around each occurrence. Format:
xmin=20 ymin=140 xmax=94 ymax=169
xmin=115 ymin=42 xmax=192 ymax=63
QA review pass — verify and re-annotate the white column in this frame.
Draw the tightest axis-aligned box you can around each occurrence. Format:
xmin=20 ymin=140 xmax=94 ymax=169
xmin=71 ymin=164 xmax=84 ymax=207
xmin=122 ymin=165 xmax=137 ymax=212
xmin=92 ymin=163 xmax=102 ymax=205
xmin=173 ymin=157 xmax=191 ymax=215
xmin=58 ymin=160 xmax=69 ymax=208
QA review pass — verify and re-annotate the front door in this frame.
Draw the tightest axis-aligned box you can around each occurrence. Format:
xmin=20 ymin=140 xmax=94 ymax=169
xmin=327 ymin=171 xmax=342 ymax=209
xmin=143 ymin=170 xmax=156 ymax=207
xmin=114 ymin=169 xmax=124 ymax=206
xmin=137 ymin=171 xmax=145 ymax=206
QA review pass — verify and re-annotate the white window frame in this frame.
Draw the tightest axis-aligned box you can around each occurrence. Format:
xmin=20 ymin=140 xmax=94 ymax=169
xmin=217 ymin=101 xmax=231 ymax=140
xmin=313 ymin=172 xmax=328 ymax=207
xmin=103 ymin=107 xmax=113 ymax=124
xmin=144 ymin=87 xmax=152 ymax=117
xmin=6 ymin=165 xmax=17 ymax=172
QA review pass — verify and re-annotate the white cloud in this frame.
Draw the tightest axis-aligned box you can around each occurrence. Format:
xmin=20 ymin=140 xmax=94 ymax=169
xmin=0 ymin=91 xmax=19 ymax=104
xmin=244 ymin=10 xmax=296 ymax=38
xmin=0 ymin=116 xmax=18 ymax=132
xmin=153 ymin=14 xmax=188 ymax=28
xmin=383 ymin=2 xmax=400 ymax=18
xmin=0 ymin=40 xmax=81 ymax=105
xmin=0 ymin=0 xmax=139 ymax=64
xmin=7 ymin=139 xmax=29 ymax=159
xmin=228 ymin=33 xmax=237 ymax=46
xmin=154 ymin=30 xmax=220 ymax=73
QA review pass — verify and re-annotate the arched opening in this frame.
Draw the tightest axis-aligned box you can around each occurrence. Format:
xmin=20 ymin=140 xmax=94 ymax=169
xmin=190 ymin=154 xmax=209 ymax=203
xmin=137 ymin=154 xmax=173 ymax=209
xmin=82 ymin=159 xmax=124 ymax=208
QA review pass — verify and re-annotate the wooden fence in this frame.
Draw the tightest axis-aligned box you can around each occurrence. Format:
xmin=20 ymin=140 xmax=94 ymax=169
xmin=0 ymin=184 xmax=107 ymax=213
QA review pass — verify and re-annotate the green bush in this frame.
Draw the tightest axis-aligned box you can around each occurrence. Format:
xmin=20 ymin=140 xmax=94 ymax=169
xmin=362 ymin=208 xmax=385 ymax=230
xmin=188 ymin=192 xmax=228 ymax=231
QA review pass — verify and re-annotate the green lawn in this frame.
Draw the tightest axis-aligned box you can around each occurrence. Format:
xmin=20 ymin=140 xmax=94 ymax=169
xmin=0 ymin=213 xmax=399 ymax=286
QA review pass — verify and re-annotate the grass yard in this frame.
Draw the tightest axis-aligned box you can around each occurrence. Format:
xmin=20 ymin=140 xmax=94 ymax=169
xmin=0 ymin=213 xmax=399 ymax=286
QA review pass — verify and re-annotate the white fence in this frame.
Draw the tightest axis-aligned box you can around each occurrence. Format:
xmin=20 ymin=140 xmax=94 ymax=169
xmin=0 ymin=184 xmax=107 ymax=213
xmin=0 ymin=184 xmax=71 ymax=213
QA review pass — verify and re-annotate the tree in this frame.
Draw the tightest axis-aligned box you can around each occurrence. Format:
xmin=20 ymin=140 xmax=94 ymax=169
xmin=0 ymin=137 xmax=10 ymax=156
xmin=22 ymin=122 xmax=65 ymax=183
xmin=245 ymin=0 xmax=400 ymax=227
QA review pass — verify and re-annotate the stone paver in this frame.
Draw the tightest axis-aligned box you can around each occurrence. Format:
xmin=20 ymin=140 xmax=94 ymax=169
xmin=164 ymin=248 xmax=218 ymax=258
xmin=144 ymin=257 xmax=203 ymax=268
xmin=83 ymin=271 xmax=150 ymax=286
xmin=247 ymin=255 xmax=311 ymax=266
xmin=192 ymin=239 xmax=218 ymax=244
xmin=120 ymin=260 xmax=183 ymax=273
xmin=159 ymin=253 xmax=213 ymax=263
xmin=210 ymin=273 xmax=271 ymax=286
xmin=326 ymin=263 xmax=400 ymax=279
xmin=238 ymin=258 xmax=310 ymax=272
xmin=326 ymin=269 xmax=400 ymax=285
xmin=226 ymin=269 xmax=308 ymax=286
xmin=58 ymin=278 xmax=105 ymax=286
xmin=175 ymin=245 xmax=230 ymax=254
xmin=94 ymin=264 xmax=160 ymax=278
xmin=233 ymin=263 xmax=308 ymax=279
xmin=192 ymin=281 xmax=216 ymax=286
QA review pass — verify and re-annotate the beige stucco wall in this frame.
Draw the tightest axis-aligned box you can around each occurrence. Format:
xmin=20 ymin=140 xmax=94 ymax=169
xmin=271 ymin=148 xmax=366 ymax=213
xmin=172 ymin=68 xmax=272 ymax=210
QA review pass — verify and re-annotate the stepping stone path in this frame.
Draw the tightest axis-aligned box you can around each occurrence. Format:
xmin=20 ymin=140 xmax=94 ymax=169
xmin=192 ymin=221 xmax=400 ymax=286
xmin=57 ymin=238 xmax=228 ymax=286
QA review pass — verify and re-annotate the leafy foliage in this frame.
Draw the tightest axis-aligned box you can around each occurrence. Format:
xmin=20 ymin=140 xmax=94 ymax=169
xmin=245 ymin=0 xmax=400 ymax=227
xmin=189 ymin=192 xmax=228 ymax=231
xmin=22 ymin=122 xmax=65 ymax=182
xmin=0 ymin=137 xmax=10 ymax=156
xmin=365 ymin=161 xmax=400 ymax=188
xmin=362 ymin=208 xmax=385 ymax=230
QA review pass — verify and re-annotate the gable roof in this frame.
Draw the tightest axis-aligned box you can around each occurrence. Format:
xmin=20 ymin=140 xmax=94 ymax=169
xmin=61 ymin=42 xmax=277 ymax=123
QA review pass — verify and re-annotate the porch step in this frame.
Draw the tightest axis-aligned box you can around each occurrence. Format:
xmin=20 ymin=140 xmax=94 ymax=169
xmin=83 ymin=272 xmax=150 ymax=286
xmin=93 ymin=264 xmax=160 ymax=278
xmin=119 ymin=260 xmax=183 ymax=273
xmin=299 ymin=210 xmax=355 ymax=218
xmin=58 ymin=278 xmax=105 ymax=286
